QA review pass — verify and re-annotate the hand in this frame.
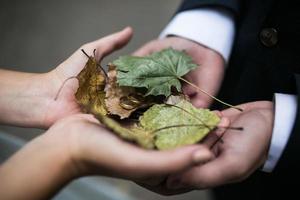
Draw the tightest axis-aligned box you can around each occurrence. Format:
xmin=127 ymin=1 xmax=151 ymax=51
xmin=51 ymin=115 xmax=214 ymax=179
xmin=134 ymin=113 xmax=231 ymax=195
xmin=134 ymin=37 xmax=225 ymax=108
xmin=0 ymin=114 xmax=213 ymax=200
xmin=0 ymin=28 xmax=134 ymax=128
xmin=166 ymin=101 xmax=274 ymax=190
xmin=41 ymin=27 xmax=134 ymax=128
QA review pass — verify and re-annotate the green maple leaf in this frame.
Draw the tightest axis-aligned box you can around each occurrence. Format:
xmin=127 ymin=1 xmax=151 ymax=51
xmin=113 ymin=48 xmax=198 ymax=97
xmin=140 ymin=100 xmax=220 ymax=150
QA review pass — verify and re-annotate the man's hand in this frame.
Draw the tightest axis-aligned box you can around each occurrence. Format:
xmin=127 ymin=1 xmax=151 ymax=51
xmin=166 ymin=101 xmax=274 ymax=190
xmin=134 ymin=37 xmax=225 ymax=108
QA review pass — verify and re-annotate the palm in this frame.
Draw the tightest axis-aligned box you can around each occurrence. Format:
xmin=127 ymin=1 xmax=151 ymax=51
xmin=40 ymin=47 xmax=94 ymax=127
xmin=41 ymin=27 xmax=136 ymax=128
xmin=44 ymin=79 xmax=81 ymax=127
xmin=164 ymin=101 xmax=274 ymax=190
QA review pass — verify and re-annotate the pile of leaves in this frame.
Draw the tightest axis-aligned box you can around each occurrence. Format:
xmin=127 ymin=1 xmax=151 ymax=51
xmin=74 ymin=48 xmax=221 ymax=150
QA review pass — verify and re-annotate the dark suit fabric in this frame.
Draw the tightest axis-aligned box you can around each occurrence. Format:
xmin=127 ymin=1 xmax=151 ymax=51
xmin=178 ymin=0 xmax=300 ymax=199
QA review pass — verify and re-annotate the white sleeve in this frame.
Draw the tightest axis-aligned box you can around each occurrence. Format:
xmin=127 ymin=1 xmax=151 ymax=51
xmin=159 ymin=8 xmax=235 ymax=62
xmin=262 ymin=93 xmax=298 ymax=172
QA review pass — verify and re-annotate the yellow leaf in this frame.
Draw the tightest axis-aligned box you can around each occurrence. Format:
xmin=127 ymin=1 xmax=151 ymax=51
xmin=75 ymin=51 xmax=107 ymax=115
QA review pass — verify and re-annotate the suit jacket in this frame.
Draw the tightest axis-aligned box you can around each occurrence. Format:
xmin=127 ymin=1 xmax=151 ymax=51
xmin=178 ymin=0 xmax=300 ymax=199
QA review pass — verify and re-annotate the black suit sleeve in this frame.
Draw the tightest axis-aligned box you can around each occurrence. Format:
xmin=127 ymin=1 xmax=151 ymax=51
xmin=274 ymin=74 xmax=300 ymax=175
xmin=178 ymin=0 xmax=241 ymax=16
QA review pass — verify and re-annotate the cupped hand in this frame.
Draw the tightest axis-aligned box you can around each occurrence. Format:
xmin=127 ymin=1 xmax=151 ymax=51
xmin=45 ymin=114 xmax=214 ymax=181
xmin=0 ymin=113 xmax=214 ymax=200
xmin=166 ymin=101 xmax=274 ymax=190
xmin=40 ymin=27 xmax=133 ymax=128
xmin=134 ymin=37 xmax=225 ymax=108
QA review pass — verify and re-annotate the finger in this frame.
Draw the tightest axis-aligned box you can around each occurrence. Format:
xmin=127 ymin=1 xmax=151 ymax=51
xmin=183 ymin=58 xmax=224 ymax=108
xmin=119 ymin=145 xmax=214 ymax=179
xmin=221 ymin=101 xmax=273 ymax=121
xmin=212 ymin=110 xmax=223 ymax=118
xmin=59 ymin=27 xmax=133 ymax=78
xmin=132 ymin=41 xmax=157 ymax=56
xmin=84 ymin=26 xmax=133 ymax=60
xmin=167 ymin=154 xmax=238 ymax=189
xmin=83 ymin=124 xmax=213 ymax=180
xmin=201 ymin=117 xmax=230 ymax=149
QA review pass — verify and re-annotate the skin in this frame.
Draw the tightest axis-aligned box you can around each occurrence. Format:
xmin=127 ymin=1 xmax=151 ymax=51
xmin=0 ymin=28 xmax=215 ymax=200
xmin=131 ymin=36 xmax=225 ymax=193
xmin=134 ymin=36 xmax=274 ymax=194
xmin=0 ymin=114 xmax=214 ymax=200
xmin=139 ymin=101 xmax=274 ymax=195
xmin=0 ymin=27 xmax=134 ymax=128
xmin=167 ymin=101 xmax=274 ymax=190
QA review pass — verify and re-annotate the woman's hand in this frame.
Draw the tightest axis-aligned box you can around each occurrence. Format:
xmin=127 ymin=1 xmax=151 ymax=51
xmin=0 ymin=27 xmax=133 ymax=128
xmin=42 ymin=27 xmax=135 ymax=128
xmin=0 ymin=114 xmax=213 ymax=200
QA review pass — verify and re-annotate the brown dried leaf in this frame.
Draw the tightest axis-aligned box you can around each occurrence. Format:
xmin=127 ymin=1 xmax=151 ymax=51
xmin=75 ymin=53 xmax=107 ymax=115
xmin=94 ymin=113 xmax=155 ymax=149
xmin=105 ymin=64 xmax=138 ymax=119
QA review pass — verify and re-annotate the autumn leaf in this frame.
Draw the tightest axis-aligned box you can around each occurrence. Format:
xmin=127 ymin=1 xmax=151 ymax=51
xmin=113 ymin=48 xmax=242 ymax=111
xmin=140 ymin=100 xmax=220 ymax=150
xmin=105 ymin=64 xmax=137 ymax=119
xmin=95 ymin=98 xmax=220 ymax=150
xmin=113 ymin=48 xmax=197 ymax=97
xmin=73 ymin=49 xmax=237 ymax=151
xmin=94 ymin=113 xmax=155 ymax=149
xmin=75 ymin=50 xmax=107 ymax=115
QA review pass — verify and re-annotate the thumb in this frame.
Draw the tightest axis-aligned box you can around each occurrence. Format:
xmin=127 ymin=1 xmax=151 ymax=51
xmin=121 ymin=145 xmax=214 ymax=179
xmin=82 ymin=26 xmax=133 ymax=60
xmin=58 ymin=27 xmax=133 ymax=78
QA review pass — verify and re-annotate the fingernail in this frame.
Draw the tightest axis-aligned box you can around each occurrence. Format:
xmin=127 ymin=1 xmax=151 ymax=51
xmin=212 ymin=110 xmax=222 ymax=117
xmin=193 ymin=149 xmax=212 ymax=164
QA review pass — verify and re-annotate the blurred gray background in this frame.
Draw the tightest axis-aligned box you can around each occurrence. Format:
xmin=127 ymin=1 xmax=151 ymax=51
xmin=0 ymin=1 xmax=212 ymax=199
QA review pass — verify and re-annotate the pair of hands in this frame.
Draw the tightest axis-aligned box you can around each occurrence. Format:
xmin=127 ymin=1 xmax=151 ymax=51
xmin=26 ymin=27 xmax=273 ymax=194
xmin=0 ymin=28 xmax=215 ymax=200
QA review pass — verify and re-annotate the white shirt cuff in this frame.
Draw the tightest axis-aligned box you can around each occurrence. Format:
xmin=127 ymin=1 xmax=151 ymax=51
xmin=262 ymin=93 xmax=297 ymax=172
xmin=159 ymin=9 xmax=235 ymax=62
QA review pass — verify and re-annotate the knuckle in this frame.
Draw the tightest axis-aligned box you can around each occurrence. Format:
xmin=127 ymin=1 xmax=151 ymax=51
xmin=146 ymin=40 xmax=159 ymax=48
xmin=80 ymin=43 xmax=92 ymax=51
xmin=80 ymin=43 xmax=96 ymax=56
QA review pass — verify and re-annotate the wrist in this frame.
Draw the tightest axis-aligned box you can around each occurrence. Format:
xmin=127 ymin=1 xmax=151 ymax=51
xmin=0 ymin=132 xmax=77 ymax=200
xmin=39 ymin=132 xmax=80 ymax=179
xmin=45 ymin=115 xmax=98 ymax=177
xmin=18 ymin=72 xmax=59 ymax=128
xmin=0 ymin=70 xmax=55 ymax=128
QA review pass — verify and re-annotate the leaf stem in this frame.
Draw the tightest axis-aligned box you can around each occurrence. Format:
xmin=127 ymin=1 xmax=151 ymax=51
xmin=164 ymin=103 xmax=212 ymax=131
xmin=81 ymin=49 xmax=108 ymax=79
xmin=151 ymin=124 xmax=243 ymax=134
xmin=178 ymin=77 xmax=243 ymax=112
